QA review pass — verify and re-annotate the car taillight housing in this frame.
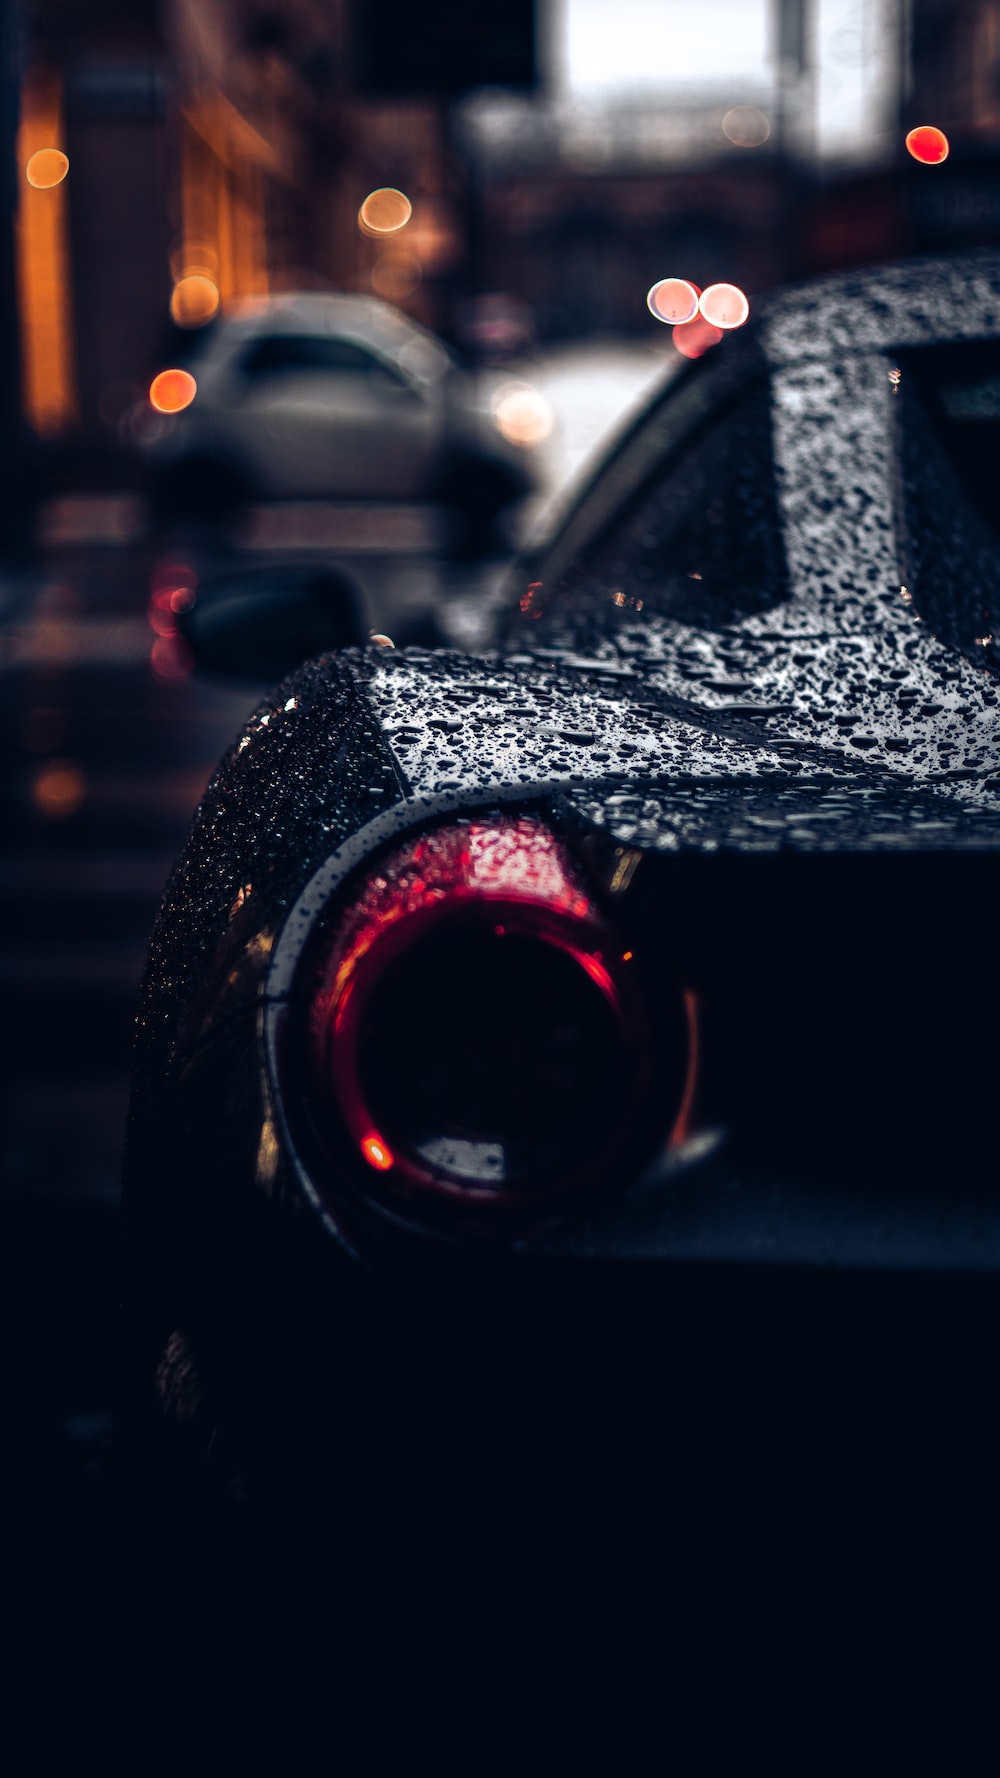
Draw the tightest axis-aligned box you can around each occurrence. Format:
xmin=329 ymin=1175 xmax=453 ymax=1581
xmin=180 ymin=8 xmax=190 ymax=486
xmin=307 ymin=815 xmax=691 ymax=1230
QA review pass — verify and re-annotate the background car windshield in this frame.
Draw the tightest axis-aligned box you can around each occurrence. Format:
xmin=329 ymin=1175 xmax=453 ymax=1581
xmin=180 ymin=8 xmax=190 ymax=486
xmin=240 ymin=334 xmax=407 ymax=388
xmin=895 ymin=340 xmax=1000 ymax=679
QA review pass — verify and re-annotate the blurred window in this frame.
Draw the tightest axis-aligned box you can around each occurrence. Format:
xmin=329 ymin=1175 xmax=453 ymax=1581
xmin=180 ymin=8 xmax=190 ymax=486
xmin=544 ymin=359 xmax=787 ymax=630
xmin=239 ymin=334 xmax=408 ymax=391
xmin=895 ymin=340 xmax=1000 ymax=678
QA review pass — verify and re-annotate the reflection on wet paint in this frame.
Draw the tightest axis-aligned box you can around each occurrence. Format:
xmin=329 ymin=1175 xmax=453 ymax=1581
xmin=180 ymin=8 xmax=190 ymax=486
xmin=256 ymin=1116 xmax=280 ymax=1191
xmin=361 ymin=1133 xmax=394 ymax=1171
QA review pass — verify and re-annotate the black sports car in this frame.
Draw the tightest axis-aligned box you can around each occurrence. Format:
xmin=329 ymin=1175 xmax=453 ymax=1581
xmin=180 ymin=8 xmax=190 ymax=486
xmin=123 ymin=252 xmax=1000 ymax=1542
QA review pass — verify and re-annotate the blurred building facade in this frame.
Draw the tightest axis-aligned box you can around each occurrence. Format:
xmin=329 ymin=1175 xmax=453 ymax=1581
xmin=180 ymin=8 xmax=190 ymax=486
xmin=802 ymin=0 xmax=1000 ymax=277
xmin=10 ymin=0 xmax=486 ymax=462
xmin=7 ymin=0 xmax=1000 ymax=469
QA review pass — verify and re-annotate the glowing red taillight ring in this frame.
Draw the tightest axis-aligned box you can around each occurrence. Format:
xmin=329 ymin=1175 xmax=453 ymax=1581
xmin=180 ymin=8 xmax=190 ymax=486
xmin=308 ymin=816 xmax=657 ymax=1214
xmin=320 ymin=896 xmax=635 ymax=1203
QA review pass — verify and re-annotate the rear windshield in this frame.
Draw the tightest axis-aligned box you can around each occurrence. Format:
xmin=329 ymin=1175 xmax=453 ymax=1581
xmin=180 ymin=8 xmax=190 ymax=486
xmin=894 ymin=339 xmax=1000 ymax=678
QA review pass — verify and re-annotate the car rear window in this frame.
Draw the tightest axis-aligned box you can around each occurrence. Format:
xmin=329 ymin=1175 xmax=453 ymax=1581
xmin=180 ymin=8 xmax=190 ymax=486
xmin=520 ymin=347 xmax=789 ymax=636
xmin=894 ymin=339 xmax=1000 ymax=678
xmin=239 ymin=334 xmax=401 ymax=382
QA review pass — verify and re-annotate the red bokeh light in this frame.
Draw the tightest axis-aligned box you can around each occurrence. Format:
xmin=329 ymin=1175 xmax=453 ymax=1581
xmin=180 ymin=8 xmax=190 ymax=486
xmin=647 ymin=278 xmax=700 ymax=325
xmin=905 ymin=126 xmax=949 ymax=165
xmin=672 ymin=317 xmax=724 ymax=359
xmin=149 ymin=562 xmax=197 ymax=646
xmin=147 ymin=588 xmax=177 ymax=637
xmin=698 ymin=283 xmax=750 ymax=329
xmin=151 ymin=559 xmax=197 ymax=593
xmin=148 ymin=581 xmax=196 ymax=637
xmin=150 ymin=635 xmax=194 ymax=680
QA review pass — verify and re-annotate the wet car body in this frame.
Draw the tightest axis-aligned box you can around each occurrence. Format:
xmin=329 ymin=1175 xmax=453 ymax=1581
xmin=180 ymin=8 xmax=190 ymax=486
xmin=123 ymin=253 xmax=1000 ymax=1541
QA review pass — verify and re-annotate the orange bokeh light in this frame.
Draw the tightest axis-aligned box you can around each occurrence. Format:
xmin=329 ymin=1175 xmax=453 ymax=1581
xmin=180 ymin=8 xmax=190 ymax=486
xmin=361 ymin=1133 xmax=394 ymax=1171
xmin=358 ymin=188 xmax=413 ymax=236
xmin=149 ymin=368 xmax=197 ymax=413
xmin=170 ymin=273 xmax=220 ymax=328
xmin=26 ymin=148 xmax=68 ymax=189
xmin=905 ymin=125 xmax=950 ymax=164
xmin=31 ymin=758 xmax=86 ymax=818
xmin=672 ymin=317 xmax=724 ymax=359
xmin=698 ymin=283 xmax=750 ymax=329
xmin=647 ymin=278 xmax=700 ymax=325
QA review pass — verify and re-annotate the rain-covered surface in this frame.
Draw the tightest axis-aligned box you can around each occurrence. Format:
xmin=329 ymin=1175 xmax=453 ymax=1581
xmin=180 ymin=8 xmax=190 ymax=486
xmin=371 ymin=255 xmax=1000 ymax=837
xmin=129 ymin=652 xmax=404 ymax=1091
xmin=132 ymin=254 xmax=1000 ymax=1087
xmin=119 ymin=257 xmax=1000 ymax=1308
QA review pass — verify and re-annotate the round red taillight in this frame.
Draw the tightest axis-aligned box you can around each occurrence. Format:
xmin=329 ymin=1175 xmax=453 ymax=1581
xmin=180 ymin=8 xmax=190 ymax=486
xmin=307 ymin=817 xmax=690 ymax=1227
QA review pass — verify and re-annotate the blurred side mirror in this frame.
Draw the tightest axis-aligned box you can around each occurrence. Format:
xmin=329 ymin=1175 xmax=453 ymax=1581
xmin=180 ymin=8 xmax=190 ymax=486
xmin=177 ymin=563 xmax=366 ymax=681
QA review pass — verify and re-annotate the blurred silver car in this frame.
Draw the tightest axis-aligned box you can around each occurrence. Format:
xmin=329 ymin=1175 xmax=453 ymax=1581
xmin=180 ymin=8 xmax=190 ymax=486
xmin=141 ymin=291 xmax=536 ymax=545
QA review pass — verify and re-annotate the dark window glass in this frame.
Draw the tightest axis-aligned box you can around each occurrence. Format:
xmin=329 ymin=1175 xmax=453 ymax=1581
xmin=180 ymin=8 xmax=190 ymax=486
xmin=240 ymin=334 xmax=403 ymax=385
xmin=584 ymin=379 xmax=785 ymax=625
xmin=523 ymin=353 xmax=788 ymax=637
xmin=895 ymin=339 xmax=1000 ymax=678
